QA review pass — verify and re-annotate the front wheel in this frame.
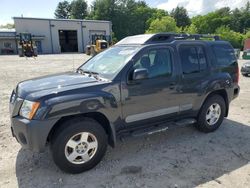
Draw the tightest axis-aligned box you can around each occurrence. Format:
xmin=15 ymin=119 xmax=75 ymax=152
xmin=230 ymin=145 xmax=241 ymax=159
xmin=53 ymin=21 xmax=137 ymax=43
xmin=195 ymin=95 xmax=226 ymax=133
xmin=50 ymin=117 xmax=108 ymax=173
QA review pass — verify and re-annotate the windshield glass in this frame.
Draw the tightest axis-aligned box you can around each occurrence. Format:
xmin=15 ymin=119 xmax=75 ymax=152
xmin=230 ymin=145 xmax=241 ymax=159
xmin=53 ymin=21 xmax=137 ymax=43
xmin=79 ymin=46 xmax=140 ymax=80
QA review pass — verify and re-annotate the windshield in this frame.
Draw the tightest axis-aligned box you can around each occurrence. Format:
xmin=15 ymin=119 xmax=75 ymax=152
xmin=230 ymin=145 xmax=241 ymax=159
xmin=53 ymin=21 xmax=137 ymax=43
xmin=79 ymin=46 xmax=140 ymax=80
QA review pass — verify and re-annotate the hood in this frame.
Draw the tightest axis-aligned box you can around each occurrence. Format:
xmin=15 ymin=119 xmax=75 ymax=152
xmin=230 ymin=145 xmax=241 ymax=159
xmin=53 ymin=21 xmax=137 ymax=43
xmin=16 ymin=72 xmax=106 ymax=99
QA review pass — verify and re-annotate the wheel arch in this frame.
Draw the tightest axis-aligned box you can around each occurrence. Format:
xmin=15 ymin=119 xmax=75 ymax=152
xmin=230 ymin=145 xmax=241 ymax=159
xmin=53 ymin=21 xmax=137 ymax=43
xmin=47 ymin=112 xmax=116 ymax=148
xmin=202 ymin=89 xmax=229 ymax=117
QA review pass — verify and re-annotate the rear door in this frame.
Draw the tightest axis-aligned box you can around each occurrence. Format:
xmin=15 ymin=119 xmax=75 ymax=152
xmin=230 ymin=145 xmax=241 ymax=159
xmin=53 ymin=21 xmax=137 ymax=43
xmin=177 ymin=44 xmax=210 ymax=114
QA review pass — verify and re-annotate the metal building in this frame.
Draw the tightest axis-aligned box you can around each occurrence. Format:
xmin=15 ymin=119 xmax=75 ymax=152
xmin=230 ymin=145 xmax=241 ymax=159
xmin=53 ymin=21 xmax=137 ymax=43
xmin=0 ymin=17 xmax=112 ymax=55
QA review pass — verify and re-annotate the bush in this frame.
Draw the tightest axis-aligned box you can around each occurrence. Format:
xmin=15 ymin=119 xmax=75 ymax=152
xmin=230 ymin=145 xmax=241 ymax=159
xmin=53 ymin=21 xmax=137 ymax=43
xmin=215 ymin=26 xmax=244 ymax=48
xmin=182 ymin=23 xmax=198 ymax=34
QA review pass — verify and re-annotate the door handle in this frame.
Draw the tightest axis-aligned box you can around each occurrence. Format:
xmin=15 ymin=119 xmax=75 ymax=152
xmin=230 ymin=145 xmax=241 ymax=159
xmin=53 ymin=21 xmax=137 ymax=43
xmin=169 ymin=82 xmax=176 ymax=90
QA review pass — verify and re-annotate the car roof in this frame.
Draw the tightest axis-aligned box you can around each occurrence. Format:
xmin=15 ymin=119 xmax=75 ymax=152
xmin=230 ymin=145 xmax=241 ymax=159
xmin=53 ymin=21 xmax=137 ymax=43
xmin=115 ymin=33 xmax=225 ymax=46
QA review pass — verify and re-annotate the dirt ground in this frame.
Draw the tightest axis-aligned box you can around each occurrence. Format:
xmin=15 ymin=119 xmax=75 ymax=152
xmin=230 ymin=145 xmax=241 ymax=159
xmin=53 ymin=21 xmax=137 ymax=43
xmin=0 ymin=54 xmax=250 ymax=188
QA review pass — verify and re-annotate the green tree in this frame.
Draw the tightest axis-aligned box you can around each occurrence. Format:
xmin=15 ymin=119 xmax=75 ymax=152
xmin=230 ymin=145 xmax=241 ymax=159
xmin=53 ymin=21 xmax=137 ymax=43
xmin=146 ymin=8 xmax=168 ymax=29
xmin=54 ymin=1 xmax=71 ymax=19
xmin=146 ymin=16 xmax=178 ymax=33
xmin=192 ymin=8 xmax=231 ymax=34
xmin=183 ymin=23 xmax=198 ymax=34
xmin=88 ymin=0 xmax=159 ymax=40
xmin=170 ymin=6 xmax=191 ymax=28
xmin=216 ymin=26 xmax=244 ymax=48
xmin=88 ymin=0 xmax=115 ymax=20
xmin=245 ymin=30 xmax=250 ymax=39
xmin=230 ymin=8 xmax=243 ymax=32
xmin=70 ymin=0 xmax=88 ymax=19
xmin=229 ymin=3 xmax=250 ymax=33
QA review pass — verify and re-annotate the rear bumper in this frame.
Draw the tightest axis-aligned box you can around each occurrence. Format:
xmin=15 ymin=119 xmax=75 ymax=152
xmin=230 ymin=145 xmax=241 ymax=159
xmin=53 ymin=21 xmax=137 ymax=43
xmin=11 ymin=117 xmax=58 ymax=152
xmin=232 ymin=85 xmax=240 ymax=100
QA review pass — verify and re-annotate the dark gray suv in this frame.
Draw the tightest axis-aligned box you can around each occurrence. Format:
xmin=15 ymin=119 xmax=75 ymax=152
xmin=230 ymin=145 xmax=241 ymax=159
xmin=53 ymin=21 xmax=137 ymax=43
xmin=9 ymin=33 xmax=240 ymax=173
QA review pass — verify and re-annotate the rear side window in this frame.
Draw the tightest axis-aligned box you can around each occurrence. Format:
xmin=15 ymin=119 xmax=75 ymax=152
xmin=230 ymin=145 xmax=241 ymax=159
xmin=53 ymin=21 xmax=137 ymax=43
xmin=179 ymin=45 xmax=207 ymax=74
xmin=212 ymin=45 xmax=236 ymax=66
xmin=197 ymin=46 xmax=207 ymax=71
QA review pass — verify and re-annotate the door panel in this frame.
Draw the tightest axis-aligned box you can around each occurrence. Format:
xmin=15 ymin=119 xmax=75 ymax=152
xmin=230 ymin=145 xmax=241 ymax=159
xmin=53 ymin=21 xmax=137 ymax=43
xmin=121 ymin=47 xmax=179 ymax=125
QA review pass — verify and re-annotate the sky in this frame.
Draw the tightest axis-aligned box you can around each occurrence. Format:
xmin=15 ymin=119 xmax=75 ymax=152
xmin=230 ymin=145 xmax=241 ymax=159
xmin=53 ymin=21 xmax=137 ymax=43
xmin=0 ymin=0 xmax=249 ymax=25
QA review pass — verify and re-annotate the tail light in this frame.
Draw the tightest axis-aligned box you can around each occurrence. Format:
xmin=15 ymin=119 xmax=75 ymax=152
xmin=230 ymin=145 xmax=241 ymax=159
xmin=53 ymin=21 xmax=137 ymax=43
xmin=236 ymin=66 xmax=239 ymax=84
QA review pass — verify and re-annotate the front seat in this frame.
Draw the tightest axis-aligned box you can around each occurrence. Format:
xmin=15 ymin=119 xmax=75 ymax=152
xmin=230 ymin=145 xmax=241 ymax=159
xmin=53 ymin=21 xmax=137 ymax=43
xmin=140 ymin=56 xmax=151 ymax=71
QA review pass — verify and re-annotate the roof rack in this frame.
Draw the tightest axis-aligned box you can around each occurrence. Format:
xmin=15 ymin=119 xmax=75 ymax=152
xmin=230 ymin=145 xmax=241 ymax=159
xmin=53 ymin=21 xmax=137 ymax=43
xmin=145 ymin=33 xmax=220 ymax=44
xmin=115 ymin=33 xmax=220 ymax=46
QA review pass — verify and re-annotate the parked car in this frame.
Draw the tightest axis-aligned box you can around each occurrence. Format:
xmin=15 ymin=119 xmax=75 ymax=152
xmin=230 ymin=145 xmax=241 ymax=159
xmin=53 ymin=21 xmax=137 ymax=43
xmin=241 ymin=62 xmax=250 ymax=76
xmin=10 ymin=33 xmax=240 ymax=173
xmin=243 ymin=49 xmax=250 ymax=60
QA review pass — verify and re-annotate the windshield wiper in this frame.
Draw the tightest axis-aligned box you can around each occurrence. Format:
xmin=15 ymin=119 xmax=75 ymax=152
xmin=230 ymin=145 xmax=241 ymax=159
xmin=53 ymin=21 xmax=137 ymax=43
xmin=77 ymin=69 xmax=100 ymax=79
xmin=83 ymin=70 xmax=99 ymax=75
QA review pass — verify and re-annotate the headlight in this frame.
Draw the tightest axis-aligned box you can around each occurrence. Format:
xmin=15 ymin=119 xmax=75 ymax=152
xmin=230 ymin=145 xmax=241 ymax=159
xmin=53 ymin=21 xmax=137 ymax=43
xmin=19 ymin=100 xmax=40 ymax=119
xmin=10 ymin=91 xmax=16 ymax=104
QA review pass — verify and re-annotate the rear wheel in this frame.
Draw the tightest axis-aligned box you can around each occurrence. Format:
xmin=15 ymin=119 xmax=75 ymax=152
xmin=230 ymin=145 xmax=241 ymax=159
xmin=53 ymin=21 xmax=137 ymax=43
xmin=196 ymin=95 xmax=226 ymax=133
xmin=51 ymin=117 xmax=108 ymax=173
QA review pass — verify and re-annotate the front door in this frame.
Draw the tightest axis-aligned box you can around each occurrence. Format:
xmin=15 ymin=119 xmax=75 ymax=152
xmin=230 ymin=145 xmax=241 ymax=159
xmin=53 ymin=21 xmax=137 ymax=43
xmin=121 ymin=46 xmax=179 ymax=125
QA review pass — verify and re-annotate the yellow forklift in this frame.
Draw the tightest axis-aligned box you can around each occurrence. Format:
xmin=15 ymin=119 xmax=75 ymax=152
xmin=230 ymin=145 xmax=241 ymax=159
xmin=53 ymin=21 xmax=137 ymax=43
xmin=18 ymin=33 xmax=38 ymax=57
xmin=85 ymin=34 xmax=111 ymax=56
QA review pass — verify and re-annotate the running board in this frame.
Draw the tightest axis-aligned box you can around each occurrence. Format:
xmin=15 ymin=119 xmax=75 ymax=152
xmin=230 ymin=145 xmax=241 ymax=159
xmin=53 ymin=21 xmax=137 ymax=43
xmin=119 ymin=118 xmax=197 ymax=139
xmin=132 ymin=124 xmax=169 ymax=137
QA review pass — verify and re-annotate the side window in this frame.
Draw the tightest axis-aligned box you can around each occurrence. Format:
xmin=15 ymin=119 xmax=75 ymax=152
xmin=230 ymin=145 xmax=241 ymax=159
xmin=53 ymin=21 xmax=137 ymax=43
xmin=133 ymin=48 xmax=172 ymax=78
xmin=212 ymin=45 xmax=236 ymax=66
xmin=179 ymin=45 xmax=207 ymax=74
xmin=179 ymin=46 xmax=199 ymax=74
xmin=197 ymin=46 xmax=207 ymax=71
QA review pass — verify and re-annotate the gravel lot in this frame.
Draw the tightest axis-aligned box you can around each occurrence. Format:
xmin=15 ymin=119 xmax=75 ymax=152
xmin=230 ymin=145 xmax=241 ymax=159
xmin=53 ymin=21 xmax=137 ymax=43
xmin=0 ymin=54 xmax=250 ymax=188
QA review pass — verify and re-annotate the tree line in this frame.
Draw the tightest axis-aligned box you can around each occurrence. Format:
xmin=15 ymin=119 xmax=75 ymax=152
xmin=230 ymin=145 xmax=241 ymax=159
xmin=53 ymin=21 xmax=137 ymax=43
xmin=54 ymin=0 xmax=250 ymax=48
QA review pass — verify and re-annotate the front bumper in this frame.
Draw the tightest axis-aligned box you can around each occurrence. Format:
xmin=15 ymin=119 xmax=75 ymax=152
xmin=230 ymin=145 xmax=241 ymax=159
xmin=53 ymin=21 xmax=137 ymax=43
xmin=11 ymin=116 xmax=58 ymax=152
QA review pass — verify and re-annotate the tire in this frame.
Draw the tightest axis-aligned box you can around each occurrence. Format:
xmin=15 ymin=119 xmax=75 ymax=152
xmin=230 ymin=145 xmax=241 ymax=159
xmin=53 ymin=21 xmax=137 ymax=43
xmin=195 ymin=95 xmax=226 ymax=133
xmin=50 ymin=117 xmax=108 ymax=174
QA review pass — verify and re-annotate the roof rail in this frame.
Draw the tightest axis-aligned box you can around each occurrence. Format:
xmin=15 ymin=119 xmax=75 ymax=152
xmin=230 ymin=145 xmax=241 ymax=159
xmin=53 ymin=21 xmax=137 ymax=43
xmin=144 ymin=33 xmax=220 ymax=44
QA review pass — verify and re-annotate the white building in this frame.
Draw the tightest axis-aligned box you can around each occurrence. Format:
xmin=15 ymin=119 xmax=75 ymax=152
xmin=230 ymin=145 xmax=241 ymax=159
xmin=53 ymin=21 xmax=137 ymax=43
xmin=0 ymin=17 xmax=112 ymax=55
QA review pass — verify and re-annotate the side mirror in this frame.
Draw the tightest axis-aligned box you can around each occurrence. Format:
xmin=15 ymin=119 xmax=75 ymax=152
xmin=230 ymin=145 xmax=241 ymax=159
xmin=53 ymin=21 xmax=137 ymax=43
xmin=133 ymin=68 xmax=148 ymax=80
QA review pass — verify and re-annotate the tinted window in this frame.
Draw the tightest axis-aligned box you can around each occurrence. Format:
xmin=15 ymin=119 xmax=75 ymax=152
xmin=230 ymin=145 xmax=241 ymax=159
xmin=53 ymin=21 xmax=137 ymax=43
xmin=179 ymin=46 xmax=207 ymax=74
xmin=212 ymin=45 xmax=236 ymax=66
xmin=179 ymin=46 xmax=199 ymax=74
xmin=197 ymin=46 xmax=207 ymax=71
xmin=134 ymin=48 xmax=172 ymax=78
